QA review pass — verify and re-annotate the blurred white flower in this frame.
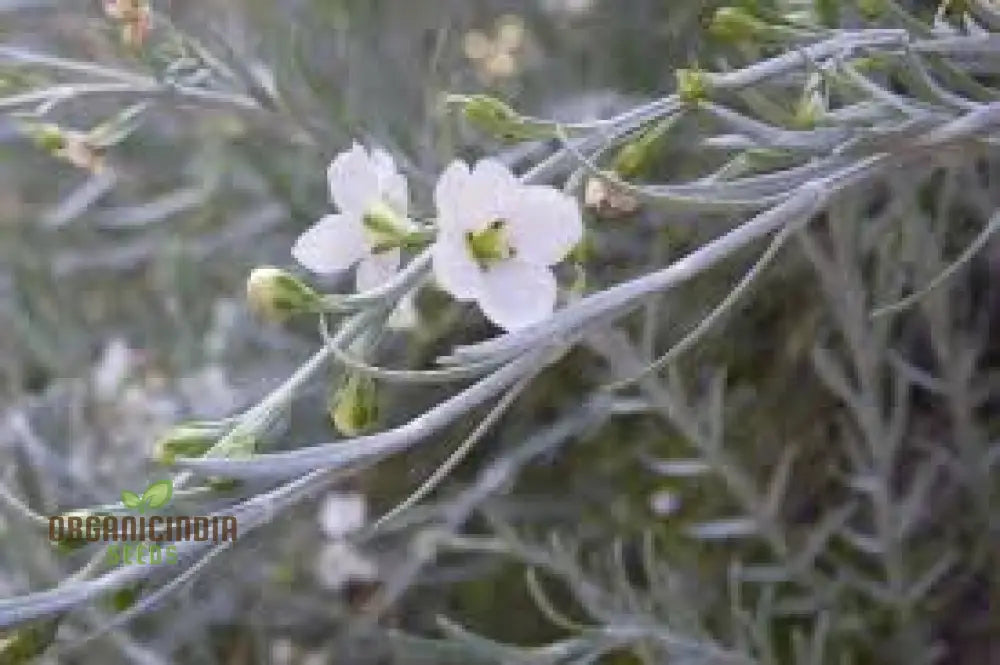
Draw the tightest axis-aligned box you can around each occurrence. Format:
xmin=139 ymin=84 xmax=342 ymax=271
xmin=91 ymin=337 xmax=134 ymax=400
xmin=318 ymin=492 xmax=367 ymax=538
xmin=463 ymin=15 xmax=528 ymax=82
xmin=293 ymin=143 xmax=413 ymax=291
xmin=650 ymin=489 xmax=682 ymax=517
xmin=431 ymin=159 xmax=583 ymax=330
xmin=314 ymin=540 xmax=378 ymax=591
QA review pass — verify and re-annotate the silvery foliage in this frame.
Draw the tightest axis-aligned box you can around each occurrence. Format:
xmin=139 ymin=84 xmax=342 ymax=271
xmin=1 ymin=1 xmax=1000 ymax=663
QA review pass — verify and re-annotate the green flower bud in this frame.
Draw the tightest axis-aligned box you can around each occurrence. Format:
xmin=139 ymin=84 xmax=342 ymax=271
xmin=330 ymin=373 xmax=379 ymax=437
xmin=709 ymin=6 xmax=768 ymax=43
xmin=246 ymin=267 xmax=323 ymax=323
xmin=676 ymin=69 xmax=710 ymax=106
xmin=447 ymin=94 xmax=555 ymax=143
xmin=153 ymin=423 xmax=220 ymax=465
xmin=0 ymin=619 xmax=59 ymax=664
xmin=24 ymin=122 xmax=66 ymax=152
xmin=792 ymin=74 xmax=826 ymax=129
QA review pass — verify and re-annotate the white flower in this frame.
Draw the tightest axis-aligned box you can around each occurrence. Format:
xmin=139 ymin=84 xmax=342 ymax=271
xmin=318 ymin=492 xmax=367 ymax=539
xmin=431 ymin=159 xmax=583 ymax=331
xmin=292 ymin=143 xmax=413 ymax=291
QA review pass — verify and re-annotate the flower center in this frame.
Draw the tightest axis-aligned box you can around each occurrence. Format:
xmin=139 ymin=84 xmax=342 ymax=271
xmin=362 ymin=201 xmax=409 ymax=253
xmin=465 ymin=219 xmax=515 ymax=269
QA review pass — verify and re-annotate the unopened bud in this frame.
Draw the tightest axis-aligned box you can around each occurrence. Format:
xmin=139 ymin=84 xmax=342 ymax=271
xmin=330 ymin=373 xmax=379 ymax=437
xmin=447 ymin=94 xmax=554 ymax=142
xmin=246 ymin=267 xmax=323 ymax=322
xmin=676 ymin=68 xmax=710 ymax=105
xmin=792 ymin=73 xmax=827 ymax=129
xmin=153 ymin=423 xmax=220 ymax=465
xmin=709 ymin=7 xmax=768 ymax=43
xmin=24 ymin=122 xmax=65 ymax=153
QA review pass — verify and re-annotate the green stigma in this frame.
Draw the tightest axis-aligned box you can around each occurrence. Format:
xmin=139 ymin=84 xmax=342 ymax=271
xmin=466 ymin=219 xmax=514 ymax=268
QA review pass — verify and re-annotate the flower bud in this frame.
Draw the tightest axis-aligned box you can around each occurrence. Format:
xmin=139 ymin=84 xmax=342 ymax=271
xmin=246 ymin=267 xmax=323 ymax=323
xmin=792 ymin=73 xmax=826 ymax=129
xmin=153 ymin=423 xmax=220 ymax=465
xmin=709 ymin=6 xmax=768 ymax=43
xmin=23 ymin=122 xmax=65 ymax=153
xmin=446 ymin=94 xmax=554 ymax=142
xmin=330 ymin=373 xmax=379 ymax=437
xmin=676 ymin=69 xmax=710 ymax=105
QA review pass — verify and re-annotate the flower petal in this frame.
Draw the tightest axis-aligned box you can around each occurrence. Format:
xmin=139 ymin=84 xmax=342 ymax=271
xmin=478 ymin=260 xmax=556 ymax=331
xmin=328 ymin=143 xmax=381 ymax=215
xmin=432 ymin=235 xmax=484 ymax=301
xmin=356 ymin=248 xmax=400 ymax=292
xmin=434 ymin=160 xmax=474 ymax=233
xmin=434 ymin=158 xmax=518 ymax=233
xmin=469 ymin=159 xmax=518 ymax=220
xmin=292 ymin=213 xmax=367 ymax=275
xmin=371 ymin=147 xmax=409 ymax=215
xmin=505 ymin=185 xmax=584 ymax=266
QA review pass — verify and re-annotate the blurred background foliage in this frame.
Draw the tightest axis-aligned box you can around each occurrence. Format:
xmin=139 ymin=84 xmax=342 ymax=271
xmin=0 ymin=0 xmax=999 ymax=664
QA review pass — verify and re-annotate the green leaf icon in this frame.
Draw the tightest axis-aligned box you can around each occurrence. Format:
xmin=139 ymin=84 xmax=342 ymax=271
xmin=141 ymin=480 xmax=173 ymax=510
xmin=120 ymin=491 xmax=142 ymax=509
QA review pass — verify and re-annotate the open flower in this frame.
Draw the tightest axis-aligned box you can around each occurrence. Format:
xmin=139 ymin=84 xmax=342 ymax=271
xmin=293 ymin=143 xmax=413 ymax=291
xmin=432 ymin=159 xmax=583 ymax=330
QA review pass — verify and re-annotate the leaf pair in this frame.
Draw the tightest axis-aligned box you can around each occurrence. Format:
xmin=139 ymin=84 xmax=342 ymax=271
xmin=121 ymin=480 xmax=173 ymax=514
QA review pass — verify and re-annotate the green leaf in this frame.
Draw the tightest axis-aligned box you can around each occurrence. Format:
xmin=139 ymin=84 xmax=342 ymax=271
xmin=141 ymin=480 xmax=173 ymax=509
xmin=120 ymin=490 xmax=142 ymax=509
